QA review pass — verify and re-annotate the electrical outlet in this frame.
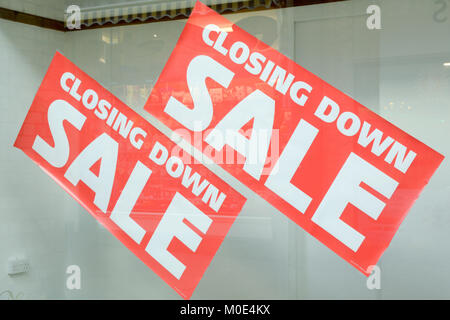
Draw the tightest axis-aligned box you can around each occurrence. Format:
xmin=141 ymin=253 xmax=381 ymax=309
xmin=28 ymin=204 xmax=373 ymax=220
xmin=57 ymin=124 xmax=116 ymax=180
xmin=7 ymin=256 xmax=30 ymax=275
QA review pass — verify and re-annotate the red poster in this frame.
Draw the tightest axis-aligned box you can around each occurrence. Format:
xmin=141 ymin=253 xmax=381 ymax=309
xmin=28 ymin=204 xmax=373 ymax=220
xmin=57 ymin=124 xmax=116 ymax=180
xmin=14 ymin=51 xmax=246 ymax=299
xmin=144 ymin=1 xmax=444 ymax=275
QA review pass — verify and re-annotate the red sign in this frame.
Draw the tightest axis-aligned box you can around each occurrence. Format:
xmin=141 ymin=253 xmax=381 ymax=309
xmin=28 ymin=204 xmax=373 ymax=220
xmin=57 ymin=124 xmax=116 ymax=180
xmin=144 ymin=1 xmax=444 ymax=275
xmin=14 ymin=52 xmax=246 ymax=299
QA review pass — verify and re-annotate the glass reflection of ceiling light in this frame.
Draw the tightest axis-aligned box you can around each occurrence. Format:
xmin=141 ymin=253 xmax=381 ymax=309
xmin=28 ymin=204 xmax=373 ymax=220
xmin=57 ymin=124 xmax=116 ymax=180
xmin=444 ymin=62 xmax=450 ymax=67
xmin=102 ymin=33 xmax=119 ymax=44
xmin=99 ymin=57 xmax=106 ymax=64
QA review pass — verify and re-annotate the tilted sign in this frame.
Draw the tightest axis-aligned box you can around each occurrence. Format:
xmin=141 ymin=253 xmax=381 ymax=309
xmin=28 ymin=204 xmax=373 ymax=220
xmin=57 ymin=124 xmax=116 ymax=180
xmin=14 ymin=52 xmax=246 ymax=299
xmin=144 ymin=1 xmax=444 ymax=275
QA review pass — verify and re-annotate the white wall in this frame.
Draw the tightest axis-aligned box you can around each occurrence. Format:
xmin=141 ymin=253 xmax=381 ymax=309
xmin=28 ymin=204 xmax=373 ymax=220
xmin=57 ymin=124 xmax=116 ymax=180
xmin=0 ymin=18 xmax=66 ymax=299
xmin=0 ymin=0 xmax=449 ymax=299
xmin=377 ymin=0 xmax=450 ymax=299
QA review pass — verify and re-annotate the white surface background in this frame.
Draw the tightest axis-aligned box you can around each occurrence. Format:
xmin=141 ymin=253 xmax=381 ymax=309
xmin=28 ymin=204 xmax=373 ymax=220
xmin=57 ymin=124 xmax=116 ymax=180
xmin=0 ymin=0 xmax=449 ymax=299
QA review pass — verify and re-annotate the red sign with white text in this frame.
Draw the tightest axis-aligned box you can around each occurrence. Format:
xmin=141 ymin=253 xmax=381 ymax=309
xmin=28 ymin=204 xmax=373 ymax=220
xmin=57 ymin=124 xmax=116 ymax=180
xmin=14 ymin=52 xmax=246 ymax=299
xmin=144 ymin=1 xmax=444 ymax=275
